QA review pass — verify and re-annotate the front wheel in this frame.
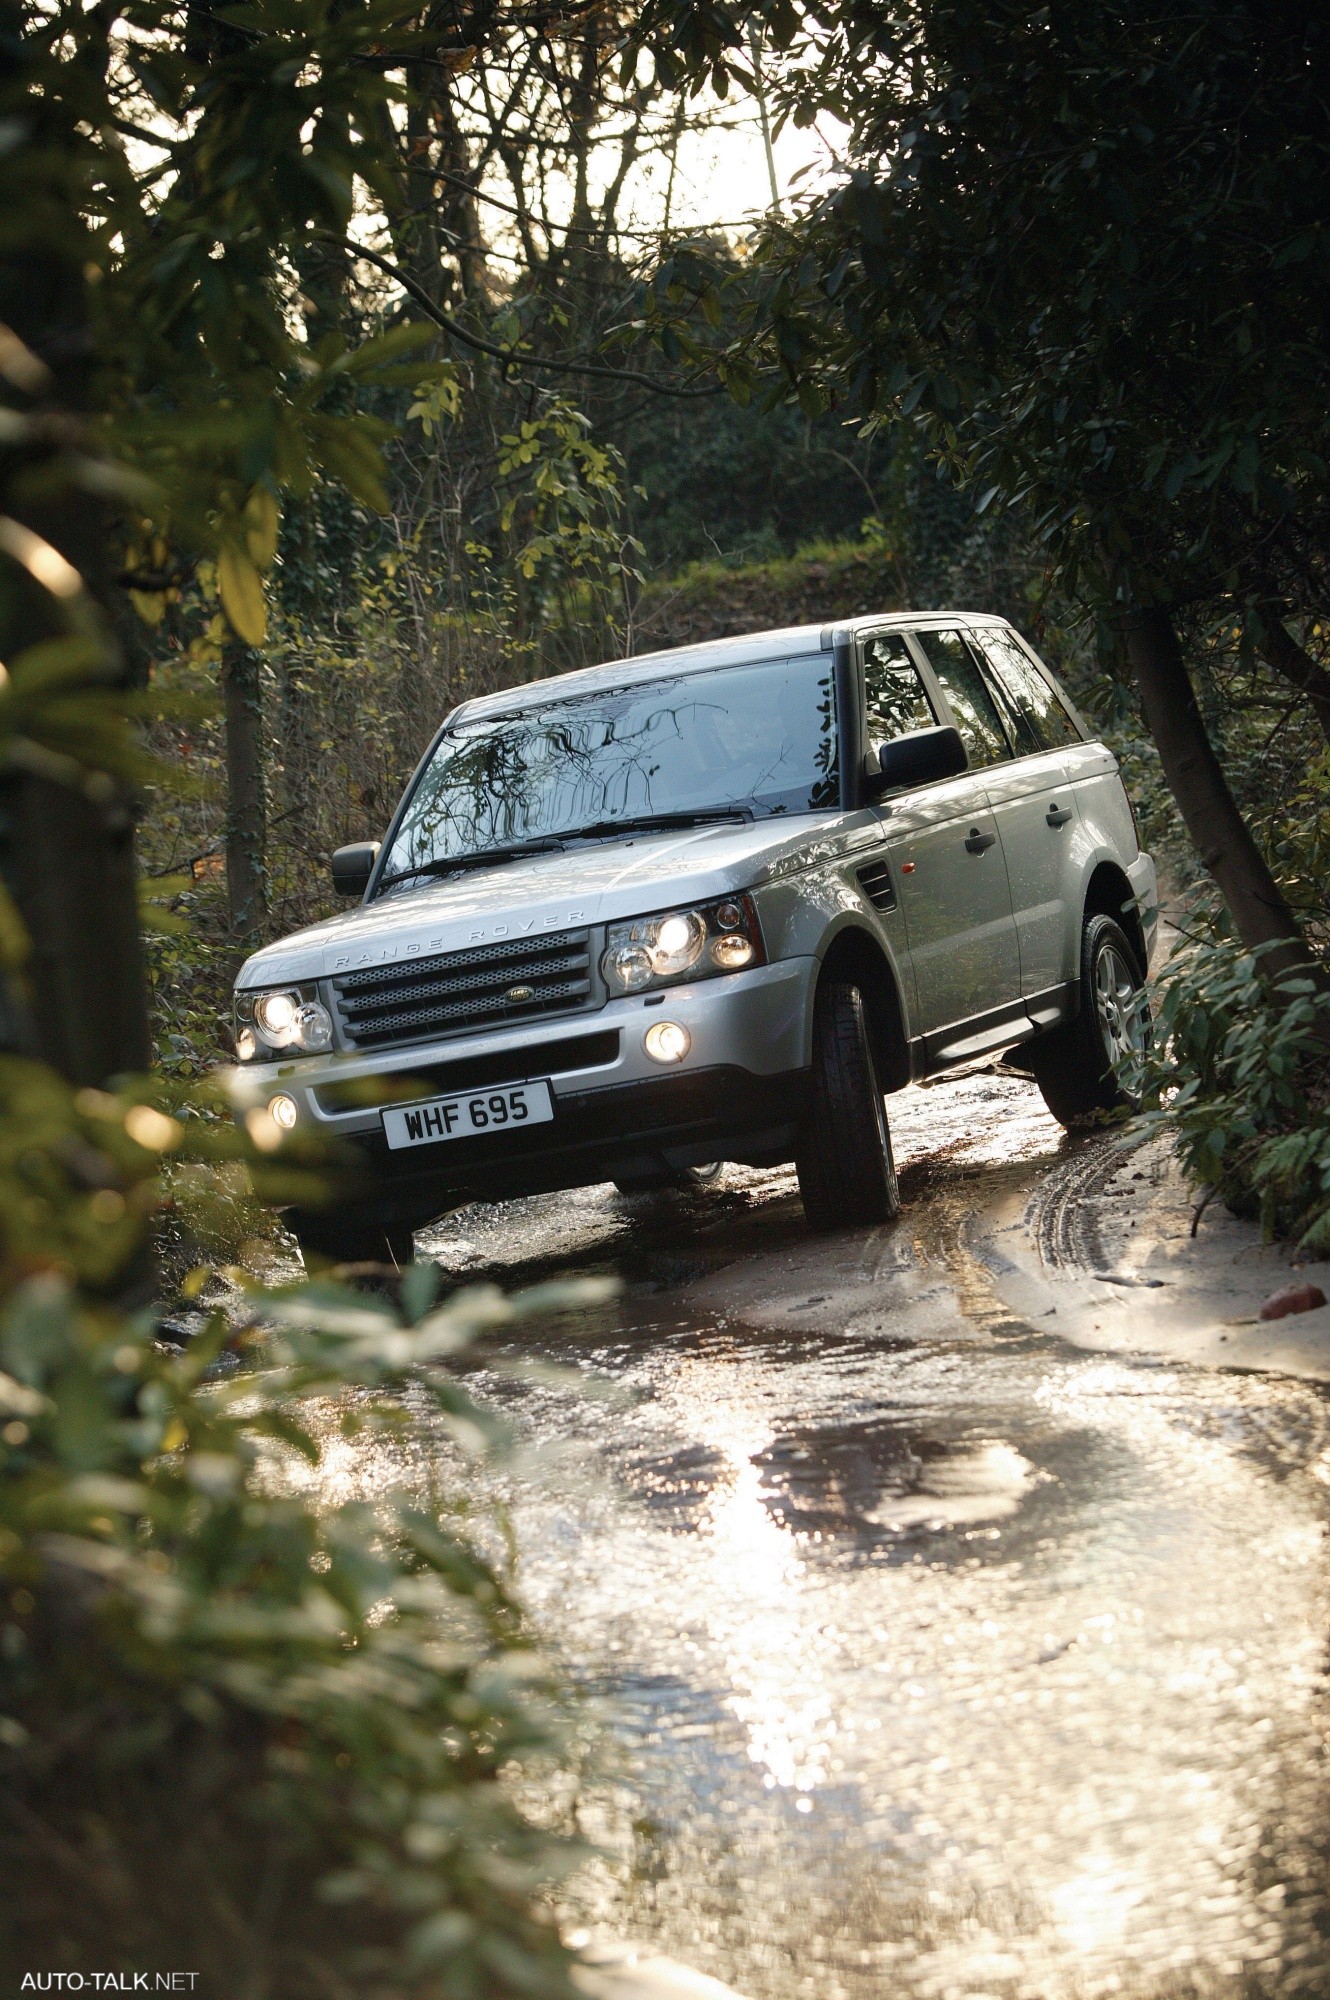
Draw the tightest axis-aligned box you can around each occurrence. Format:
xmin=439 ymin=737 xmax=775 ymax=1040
xmin=796 ymin=981 xmax=901 ymax=1232
xmin=1029 ymin=913 xmax=1151 ymax=1127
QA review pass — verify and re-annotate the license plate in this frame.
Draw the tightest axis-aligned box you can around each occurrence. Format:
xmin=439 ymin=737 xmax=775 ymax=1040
xmin=381 ymin=1079 xmax=554 ymax=1151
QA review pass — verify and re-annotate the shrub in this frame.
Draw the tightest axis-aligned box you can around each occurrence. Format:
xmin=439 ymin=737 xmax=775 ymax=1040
xmin=1138 ymin=936 xmax=1330 ymax=1253
xmin=0 ymin=1059 xmax=601 ymax=1992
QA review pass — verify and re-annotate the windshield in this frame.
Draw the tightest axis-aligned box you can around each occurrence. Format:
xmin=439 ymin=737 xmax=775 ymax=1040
xmin=377 ymin=653 xmax=839 ymax=892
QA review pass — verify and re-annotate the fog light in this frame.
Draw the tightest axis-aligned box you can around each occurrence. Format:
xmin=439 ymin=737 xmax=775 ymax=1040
xmin=268 ymin=1092 xmax=299 ymax=1130
xmin=644 ymin=1020 xmax=691 ymax=1065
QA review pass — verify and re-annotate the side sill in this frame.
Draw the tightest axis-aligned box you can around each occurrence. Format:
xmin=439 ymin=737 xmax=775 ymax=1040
xmin=911 ymin=981 xmax=1078 ymax=1077
xmin=1027 ymin=978 xmax=1080 ymax=1028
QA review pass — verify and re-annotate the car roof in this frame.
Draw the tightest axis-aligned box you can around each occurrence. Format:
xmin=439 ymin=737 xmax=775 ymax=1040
xmin=453 ymin=610 xmax=1011 ymax=723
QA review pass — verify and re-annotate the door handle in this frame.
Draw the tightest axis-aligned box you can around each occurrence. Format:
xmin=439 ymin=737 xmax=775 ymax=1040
xmin=965 ymin=828 xmax=997 ymax=854
xmin=1046 ymin=804 xmax=1073 ymax=827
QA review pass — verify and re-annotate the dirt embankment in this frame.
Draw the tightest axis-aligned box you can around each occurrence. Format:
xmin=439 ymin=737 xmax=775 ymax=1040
xmin=629 ymin=544 xmax=904 ymax=651
xmin=978 ymin=1129 xmax=1330 ymax=1382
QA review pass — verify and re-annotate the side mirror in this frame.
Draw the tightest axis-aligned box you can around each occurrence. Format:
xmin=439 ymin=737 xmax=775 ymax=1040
xmin=869 ymin=725 xmax=968 ymax=795
xmin=332 ymin=841 xmax=380 ymax=897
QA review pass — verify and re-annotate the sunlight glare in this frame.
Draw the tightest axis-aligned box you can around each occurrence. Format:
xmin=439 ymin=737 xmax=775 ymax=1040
xmin=687 ymin=1385 xmax=835 ymax=1797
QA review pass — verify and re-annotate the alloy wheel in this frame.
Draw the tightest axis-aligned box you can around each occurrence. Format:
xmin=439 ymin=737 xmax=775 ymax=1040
xmin=1094 ymin=941 xmax=1148 ymax=1069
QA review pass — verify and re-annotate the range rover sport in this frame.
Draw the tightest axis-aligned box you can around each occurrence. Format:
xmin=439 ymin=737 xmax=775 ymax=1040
xmin=226 ymin=614 xmax=1157 ymax=1263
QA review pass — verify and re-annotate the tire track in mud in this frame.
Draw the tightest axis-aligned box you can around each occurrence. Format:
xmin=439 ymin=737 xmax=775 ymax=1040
xmin=1020 ymin=1126 xmax=1148 ymax=1274
xmin=899 ymin=1126 xmax=1151 ymax=1343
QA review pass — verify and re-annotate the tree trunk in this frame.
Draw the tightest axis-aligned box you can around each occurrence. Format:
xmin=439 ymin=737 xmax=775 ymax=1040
xmin=0 ymin=769 xmax=152 ymax=1084
xmin=403 ymin=86 xmax=447 ymax=306
xmin=222 ymin=642 xmax=267 ymax=948
xmin=1125 ymin=606 xmax=1326 ymax=989
xmin=0 ymin=37 xmax=152 ymax=1086
xmin=1254 ymin=604 xmax=1330 ymax=745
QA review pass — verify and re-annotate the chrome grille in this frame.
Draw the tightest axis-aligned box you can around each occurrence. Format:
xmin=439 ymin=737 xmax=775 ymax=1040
xmin=333 ymin=929 xmax=594 ymax=1050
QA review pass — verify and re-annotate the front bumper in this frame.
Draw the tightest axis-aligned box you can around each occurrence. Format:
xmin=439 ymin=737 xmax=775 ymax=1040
xmin=293 ymin=1065 xmax=810 ymax=1228
xmin=226 ymin=957 xmax=817 ymax=1225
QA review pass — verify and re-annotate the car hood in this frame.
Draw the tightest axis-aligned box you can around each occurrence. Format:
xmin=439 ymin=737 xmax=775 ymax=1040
xmin=237 ymin=811 xmax=884 ymax=988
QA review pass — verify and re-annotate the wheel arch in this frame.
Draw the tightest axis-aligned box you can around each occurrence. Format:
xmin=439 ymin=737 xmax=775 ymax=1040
xmin=815 ymin=921 xmax=911 ymax=1092
xmin=1081 ymin=858 xmax=1148 ymax=977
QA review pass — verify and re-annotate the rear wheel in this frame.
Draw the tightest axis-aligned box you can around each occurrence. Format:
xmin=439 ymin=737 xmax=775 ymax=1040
xmin=286 ymin=1206 xmax=416 ymax=1270
xmin=1029 ymin=913 xmax=1150 ymax=1126
xmin=796 ymin=981 xmax=901 ymax=1232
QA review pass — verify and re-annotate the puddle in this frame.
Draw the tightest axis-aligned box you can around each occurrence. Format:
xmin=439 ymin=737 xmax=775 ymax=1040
xmin=331 ymin=1073 xmax=1330 ymax=1999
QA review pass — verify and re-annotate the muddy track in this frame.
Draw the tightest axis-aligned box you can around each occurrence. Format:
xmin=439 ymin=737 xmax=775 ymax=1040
xmin=318 ymin=1072 xmax=1330 ymax=2000
xmin=1020 ymin=1125 xmax=1148 ymax=1274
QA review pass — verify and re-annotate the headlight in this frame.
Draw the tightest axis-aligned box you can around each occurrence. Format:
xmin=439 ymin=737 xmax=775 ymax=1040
xmin=601 ymin=895 xmax=765 ymax=998
xmin=254 ymin=991 xmax=298 ymax=1043
xmin=234 ymin=987 xmax=334 ymax=1059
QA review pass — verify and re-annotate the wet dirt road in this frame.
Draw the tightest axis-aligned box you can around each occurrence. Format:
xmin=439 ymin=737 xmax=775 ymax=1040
xmin=416 ymin=1072 xmax=1330 ymax=2000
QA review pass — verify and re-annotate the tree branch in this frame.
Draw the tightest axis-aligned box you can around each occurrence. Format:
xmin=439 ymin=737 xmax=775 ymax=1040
xmin=320 ymin=234 xmax=723 ymax=398
xmin=397 ymin=158 xmax=750 ymax=244
xmin=1254 ymin=602 xmax=1330 ymax=744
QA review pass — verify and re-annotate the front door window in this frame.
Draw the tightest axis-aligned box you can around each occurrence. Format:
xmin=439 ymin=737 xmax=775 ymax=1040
xmin=878 ymin=629 xmax=1022 ymax=1032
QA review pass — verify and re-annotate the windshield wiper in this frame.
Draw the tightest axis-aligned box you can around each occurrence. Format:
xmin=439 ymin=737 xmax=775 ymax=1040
xmin=376 ymin=837 xmax=565 ymax=891
xmin=562 ymin=807 xmax=754 ymax=843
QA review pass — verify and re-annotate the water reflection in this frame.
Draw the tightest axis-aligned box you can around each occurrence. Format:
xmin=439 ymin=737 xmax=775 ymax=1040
xmin=685 ymin=1382 xmax=832 ymax=1798
xmin=502 ymin=1306 xmax=1330 ymax=1997
xmin=862 ymin=1438 xmax=1035 ymax=1528
xmin=324 ymin=1077 xmax=1330 ymax=1997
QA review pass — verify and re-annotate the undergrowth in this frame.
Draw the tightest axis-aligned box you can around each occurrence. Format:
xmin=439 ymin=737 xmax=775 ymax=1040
xmin=1137 ymin=938 xmax=1330 ymax=1254
xmin=0 ymin=1059 xmax=603 ymax=1991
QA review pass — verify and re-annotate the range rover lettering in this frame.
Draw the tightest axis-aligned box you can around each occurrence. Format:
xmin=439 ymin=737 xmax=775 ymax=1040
xmin=227 ymin=616 xmax=1157 ymax=1263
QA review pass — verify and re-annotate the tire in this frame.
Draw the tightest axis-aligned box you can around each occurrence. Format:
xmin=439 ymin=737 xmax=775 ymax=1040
xmin=286 ymin=1206 xmax=416 ymax=1269
xmin=796 ymin=981 xmax=901 ymax=1232
xmin=1029 ymin=913 xmax=1151 ymax=1127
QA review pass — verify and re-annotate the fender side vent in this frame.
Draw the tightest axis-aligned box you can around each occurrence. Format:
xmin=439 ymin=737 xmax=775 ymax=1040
xmin=857 ymin=858 xmax=897 ymax=913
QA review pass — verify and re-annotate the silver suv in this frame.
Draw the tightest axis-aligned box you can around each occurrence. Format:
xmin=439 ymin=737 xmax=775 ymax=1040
xmin=228 ymin=615 xmax=1157 ymax=1263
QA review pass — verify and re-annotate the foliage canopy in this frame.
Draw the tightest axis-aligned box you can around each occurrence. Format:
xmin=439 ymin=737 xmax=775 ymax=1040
xmin=631 ymin=0 xmax=1330 ymax=979
xmin=641 ymin=0 xmax=1330 ymax=620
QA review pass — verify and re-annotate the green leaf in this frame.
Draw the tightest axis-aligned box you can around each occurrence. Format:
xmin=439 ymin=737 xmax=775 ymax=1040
xmin=311 ymin=427 xmax=390 ymax=513
xmin=217 ymin=542 xmax=267 ymax=645
xmin=243 ymin=487 xmax=280 ymax=571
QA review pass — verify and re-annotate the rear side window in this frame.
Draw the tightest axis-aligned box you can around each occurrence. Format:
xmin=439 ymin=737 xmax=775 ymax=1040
xmin=863 ymin=632 xmax=937 ymax=747
xmin=914 ymin=628 xmax=1010 ymax=768
xmin=973 ymin=629 xmax=1082 ymax=751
